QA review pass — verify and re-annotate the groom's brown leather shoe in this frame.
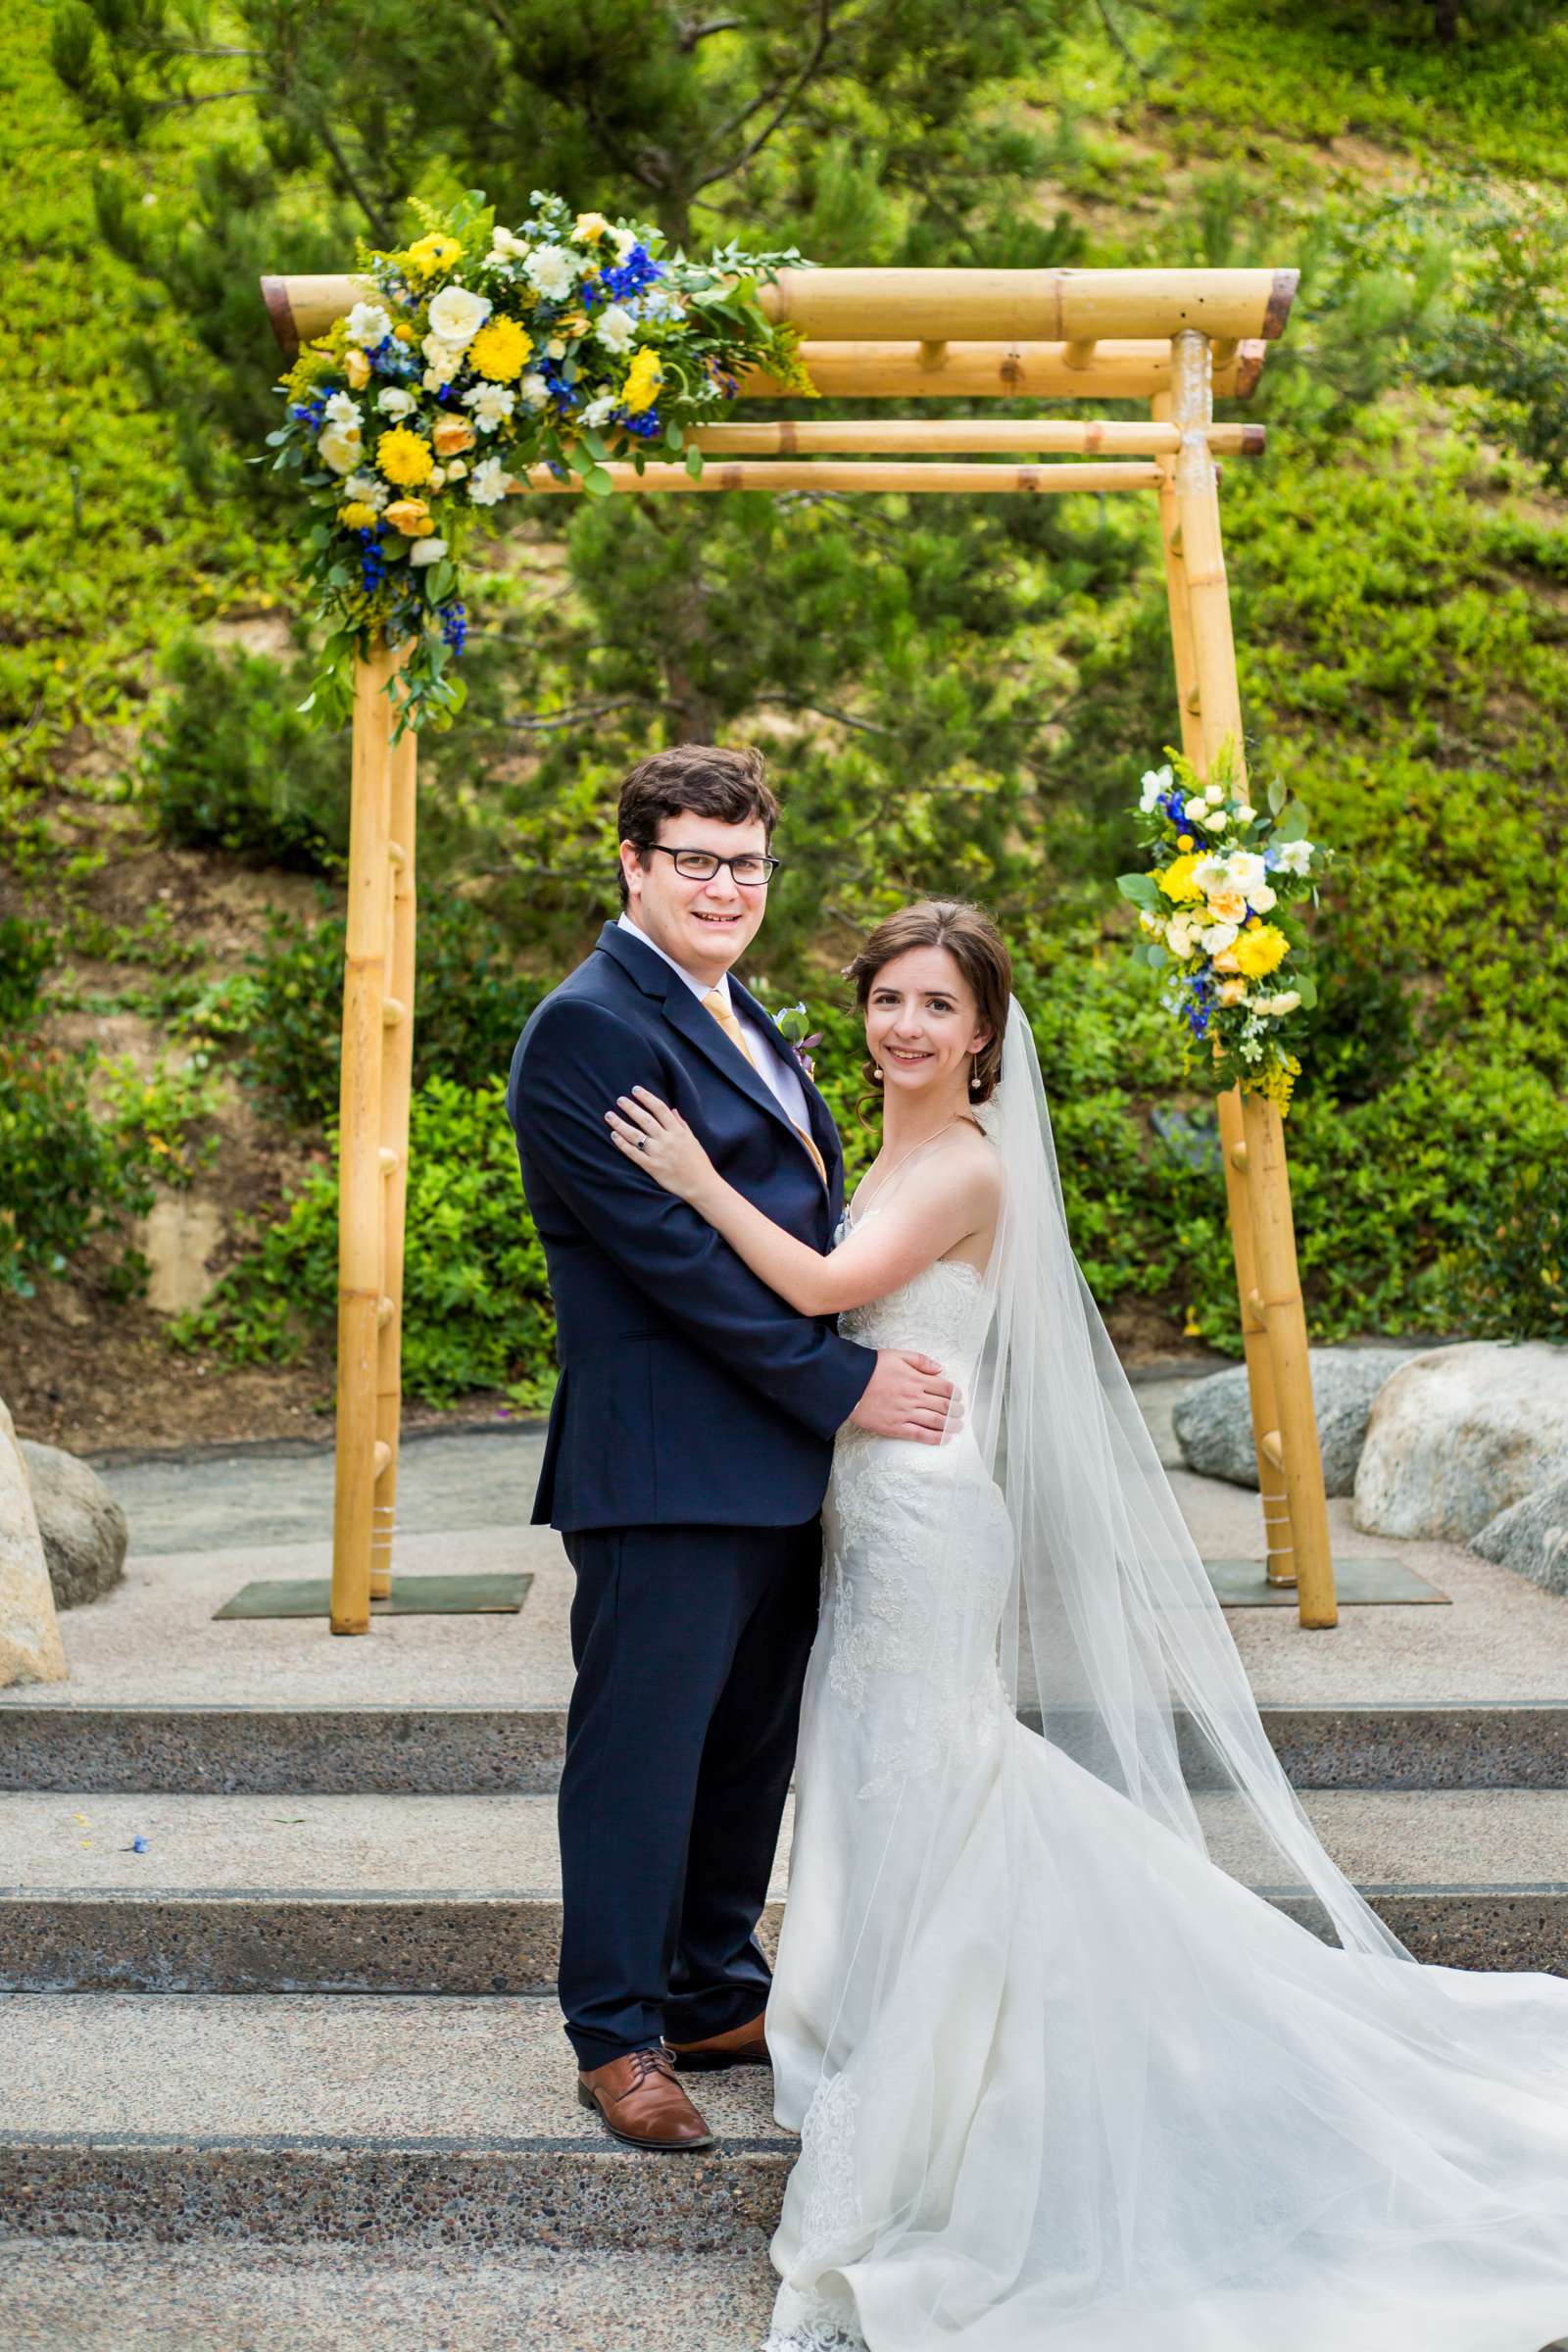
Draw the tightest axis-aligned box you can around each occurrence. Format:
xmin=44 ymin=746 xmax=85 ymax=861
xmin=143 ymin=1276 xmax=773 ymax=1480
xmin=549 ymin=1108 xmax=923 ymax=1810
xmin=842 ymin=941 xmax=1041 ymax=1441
xmin=666 ymin=2010 xmax=771 ymax=2072
xmin=576 ymin=2046 xmax=714 ymax=2151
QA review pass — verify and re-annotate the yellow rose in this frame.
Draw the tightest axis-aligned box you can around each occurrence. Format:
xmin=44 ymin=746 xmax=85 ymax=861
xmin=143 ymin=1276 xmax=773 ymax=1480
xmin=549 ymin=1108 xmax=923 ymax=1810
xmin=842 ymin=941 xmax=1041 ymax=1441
xmin=344 ymin=347 xmax=371 ymax=390
xmin=376 ymin=425 xmax=435 ymax=488
xmin=1231 ymin=924 xmax=1290 ymax=980
xmin=574 ymin=212 xmax=611 ymax=242
xmin=1154 ymin=853 xmax=1204 ymax=905
xmin=338 ymin=501 xmax=379 ymax=530
xmin=383 ymin=498 xmax=434 ymax=537
xmin=1204 ymin=887 xmax=1248 ymax=925
xmin=432 ymin=416 xmax=476 ymax=456
xmin=1216 ymin=976 xmax=1249 ymax=1006
xmin=468 ymin=317 xmax=534 ymax=382
xmin=404 ymin=231 xmax=462 ymax=279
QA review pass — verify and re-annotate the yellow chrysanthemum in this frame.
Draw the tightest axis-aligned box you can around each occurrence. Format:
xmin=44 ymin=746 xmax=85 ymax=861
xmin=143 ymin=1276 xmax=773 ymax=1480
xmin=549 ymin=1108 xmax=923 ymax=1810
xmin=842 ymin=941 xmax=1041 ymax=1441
xmin=1231 ymin=924 xmax=1290 ymax=980
xmin=404 ymin=231 xmax=462 ymax=279
xmin=619 ymin=346 xmax=663 ymax=416
xmin=468 ymin=317 xmax=534 ymax=382
xmin=375 ymin=426 xmax=434 ymax=488
xmin=1154 ymin=853 xmax=1204 ymax=905
xmin=574 ymin=212 xmax=611 ymax=242
xmin=338 ymin=501 xmax=379 ymax=530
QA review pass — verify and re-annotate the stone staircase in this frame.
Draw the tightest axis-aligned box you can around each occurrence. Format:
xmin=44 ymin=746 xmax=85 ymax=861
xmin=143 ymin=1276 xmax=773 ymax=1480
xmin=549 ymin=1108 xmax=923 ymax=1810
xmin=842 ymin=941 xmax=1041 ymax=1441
xmin=6 ymin=1693 xmax=1568 ymax=2349
xmin=8 ymin=1421 xmax=1568 ymax=2347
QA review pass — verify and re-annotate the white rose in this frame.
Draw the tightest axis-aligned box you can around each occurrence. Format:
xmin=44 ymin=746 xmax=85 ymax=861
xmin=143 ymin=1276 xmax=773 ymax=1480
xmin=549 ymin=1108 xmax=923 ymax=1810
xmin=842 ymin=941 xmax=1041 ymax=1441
xmin=375 ymin=386 xmax=416 ymax=419
xmin=445 ymin=459 xmax=468 ymax=481
xmin=595 ymin=303 xmax=636 ymax=355
xmin=490 ymin=225 xmax=529 ymax=260
xmin=1206 ymin=807 xmax=1229 ymax=830
xmin=1249 ymin=882 xmax=1278 ymax=912
xmin=522 ymin=243 xmax=578 ymax=300
xmin=1268 ymin=989 xmax=1301 ymax=1015
xmin=1192 ymin=857 xmax=1229 ymax=896
xmin=1226 ymin=853 xmax=1267 ymax=896
xmin=579 ymin=395 xmax=617 ymax=428
xmin=426 ymin=285 xmax=492 ymax=347
xmin=342 ymin=471 xmax=387 ymax=510
xmin=1204 ymin=783 xmax=1226 ymax=805
xmin=546 ymin=336 xmax=566 ymax=360
xmin=1166 ymin=914 xmax=1200 ymax=957
xmin=317 ymin=420 xmax=363 ymax=474
xmin=322 ymin=391 xmax=361 ymax=429
xmin=1200 ymin=921 xmax=1240 ymax=956
xmin=468 ymin=456 xmax=510 ymax=506
xmin=427 ymin=466 xmax=447 ymax=489
xmin=345 ymin=301 xmax=392 ymax=349
xmin=519 ymin=370 xmax=551 ymax=407
xmin=610 ymin=225 xmax=638 ymax=261
xmin=1184 ymin=805 xmax=1210 ymax=830
xmin=1236 ymin=804 xmax=1256 ymax=825
xmin=409 ymin=537 xmax=449 ymax=566
xmin=1275 ymin=839 xmax=1315 ymax=875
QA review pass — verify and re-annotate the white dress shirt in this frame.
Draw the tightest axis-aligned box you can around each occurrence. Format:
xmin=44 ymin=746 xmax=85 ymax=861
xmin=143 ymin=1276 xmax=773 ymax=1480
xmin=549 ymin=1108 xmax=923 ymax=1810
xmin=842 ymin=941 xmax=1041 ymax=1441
xmin=617 ymin=913 xmax=812 ymax=1132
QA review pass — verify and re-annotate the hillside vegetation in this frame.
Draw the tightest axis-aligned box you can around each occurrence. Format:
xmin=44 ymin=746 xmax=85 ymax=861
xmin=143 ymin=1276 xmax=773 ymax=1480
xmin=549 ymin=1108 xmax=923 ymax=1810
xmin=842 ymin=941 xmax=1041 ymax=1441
xmin=4 ymin=0 xmax=1566 ymax=1449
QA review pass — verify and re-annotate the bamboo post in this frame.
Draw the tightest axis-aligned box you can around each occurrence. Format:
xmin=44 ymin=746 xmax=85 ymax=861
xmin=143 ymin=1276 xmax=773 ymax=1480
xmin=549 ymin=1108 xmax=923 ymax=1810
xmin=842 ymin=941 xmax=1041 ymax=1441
xmin=331 ymin=639 xmax=397 ymax=1635
xmin=1152 ymin=390 xmax=1290 ymax=1584
xmin=1167 ymin=330 xmax=1336 ymax=1626
xmin=370 ymin=713 xmax=417 ymax=1601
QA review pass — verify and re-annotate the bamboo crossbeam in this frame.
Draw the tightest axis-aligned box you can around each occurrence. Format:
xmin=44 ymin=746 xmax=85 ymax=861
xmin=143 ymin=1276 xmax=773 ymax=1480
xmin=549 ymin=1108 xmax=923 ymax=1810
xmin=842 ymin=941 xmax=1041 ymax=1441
xmin=258 ymin=278 xmax=1269 ymax=400
xmin=691 ymin=419 xmax=1264 ymax=456
xmin=514 ymin=460 xmax=1165 ymax=496
xmin=755 ymin=268 xmax=1297 ymax=343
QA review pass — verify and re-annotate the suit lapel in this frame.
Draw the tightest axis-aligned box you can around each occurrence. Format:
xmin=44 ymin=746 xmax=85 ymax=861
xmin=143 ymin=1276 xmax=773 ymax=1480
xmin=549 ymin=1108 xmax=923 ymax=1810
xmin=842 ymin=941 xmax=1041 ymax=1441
xmin=595 ymin=923 xmax=836 ymax=1200
xmin=729 ymin=975 xmax=842 ymax=1200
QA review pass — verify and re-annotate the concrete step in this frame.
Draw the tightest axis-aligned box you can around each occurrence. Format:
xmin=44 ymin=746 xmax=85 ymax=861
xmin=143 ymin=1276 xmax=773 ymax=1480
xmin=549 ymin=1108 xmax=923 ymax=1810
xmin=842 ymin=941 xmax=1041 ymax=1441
xmin=5 ymin=1788 xmax=1568 ymax=1991
xmin=8 ymin=1698 xmax=1568 ymax=1794
xmin=0 ymin=1991 xmax=791 ymax=2253
xmin=0 ymin=2235 xmax=775 ymax=2352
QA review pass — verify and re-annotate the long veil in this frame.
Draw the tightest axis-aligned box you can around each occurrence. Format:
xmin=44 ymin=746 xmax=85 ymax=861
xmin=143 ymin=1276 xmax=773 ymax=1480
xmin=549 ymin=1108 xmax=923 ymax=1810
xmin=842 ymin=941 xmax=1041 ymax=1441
xmin=765 ymin=998 xmax=1568 ymax=2352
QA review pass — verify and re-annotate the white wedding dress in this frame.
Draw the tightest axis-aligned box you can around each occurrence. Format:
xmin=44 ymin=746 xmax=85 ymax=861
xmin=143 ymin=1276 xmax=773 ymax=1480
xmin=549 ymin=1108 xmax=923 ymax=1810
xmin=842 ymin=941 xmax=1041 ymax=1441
xmin=761 ymin=1021 xmax=1568 ymax=2352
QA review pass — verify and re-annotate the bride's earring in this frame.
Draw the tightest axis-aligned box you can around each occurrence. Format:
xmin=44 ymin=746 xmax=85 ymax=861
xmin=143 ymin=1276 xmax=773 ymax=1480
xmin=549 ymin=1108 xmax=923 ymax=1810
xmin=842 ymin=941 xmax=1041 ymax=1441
xmin=865 ymin=1057 xmax=884 ymax=1086
xmin=969 ymin=1054 xmax=984 ymax=1096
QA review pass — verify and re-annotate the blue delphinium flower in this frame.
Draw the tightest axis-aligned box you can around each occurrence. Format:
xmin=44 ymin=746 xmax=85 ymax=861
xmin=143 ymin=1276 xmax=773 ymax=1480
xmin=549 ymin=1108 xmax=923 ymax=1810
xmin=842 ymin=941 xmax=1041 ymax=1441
xmin=439 ymin=601 xmax=467 ymax=655
xmin=354 ymin=527 xmax=386 ymax=595
xmin=290 ymin=397 xmax=327 ymax=428
xmin=614 ymin=407 xmax=662 ymax=439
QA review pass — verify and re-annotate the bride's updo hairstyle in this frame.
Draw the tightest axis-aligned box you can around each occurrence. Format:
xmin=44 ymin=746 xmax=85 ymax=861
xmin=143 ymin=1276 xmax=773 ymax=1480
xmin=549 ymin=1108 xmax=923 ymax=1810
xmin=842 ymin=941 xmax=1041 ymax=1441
xmin=845 ymin=899 xmax=1012 ymax=1103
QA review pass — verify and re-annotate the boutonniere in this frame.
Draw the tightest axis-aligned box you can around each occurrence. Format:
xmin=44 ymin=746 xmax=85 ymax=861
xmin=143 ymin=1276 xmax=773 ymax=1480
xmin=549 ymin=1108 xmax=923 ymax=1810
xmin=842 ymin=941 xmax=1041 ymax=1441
xmin=772 ymin=1000 xmax=824 ymax=1083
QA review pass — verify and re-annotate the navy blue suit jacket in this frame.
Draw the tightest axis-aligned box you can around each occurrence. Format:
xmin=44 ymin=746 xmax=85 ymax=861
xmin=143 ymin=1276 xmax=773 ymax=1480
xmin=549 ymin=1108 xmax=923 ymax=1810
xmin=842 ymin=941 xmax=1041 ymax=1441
xmin=507 ymin=921 xmax=876 ymax=1532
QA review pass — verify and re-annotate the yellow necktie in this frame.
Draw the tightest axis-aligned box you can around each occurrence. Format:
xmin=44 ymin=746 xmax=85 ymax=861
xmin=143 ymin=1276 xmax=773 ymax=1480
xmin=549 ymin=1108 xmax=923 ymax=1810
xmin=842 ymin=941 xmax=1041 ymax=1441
xmin=702 ymin=988 xmax=827 ymax=1187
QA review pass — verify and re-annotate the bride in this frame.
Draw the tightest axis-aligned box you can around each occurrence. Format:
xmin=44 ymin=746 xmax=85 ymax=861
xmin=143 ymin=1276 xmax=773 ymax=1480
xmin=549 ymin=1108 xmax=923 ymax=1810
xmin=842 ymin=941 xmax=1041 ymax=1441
xmin=605 ymin=898 xmax=1568 ymax=2352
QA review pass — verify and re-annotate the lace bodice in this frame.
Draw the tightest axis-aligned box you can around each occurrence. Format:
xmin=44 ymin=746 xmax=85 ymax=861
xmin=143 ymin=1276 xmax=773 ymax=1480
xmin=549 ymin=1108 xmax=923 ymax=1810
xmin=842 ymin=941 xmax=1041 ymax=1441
xmin=832 ymin=1208 xmax=991 ymax=1368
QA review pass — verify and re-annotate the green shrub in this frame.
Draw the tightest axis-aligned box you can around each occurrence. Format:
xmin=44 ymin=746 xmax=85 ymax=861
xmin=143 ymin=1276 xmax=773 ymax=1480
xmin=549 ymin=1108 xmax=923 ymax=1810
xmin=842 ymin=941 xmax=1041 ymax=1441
xmin=141 ymin=636 xmax=348 ymax=872
xmin=0 ymin=1040 xmax=153 ymax=1295
xmin=238 ymin=896 xmax=548 ymax=1130
xmin=1448 ymin=1155 xmax=1568 ymax=1341
xmin=0 ymin=917 xmax=54 ymax=1027
xmin=172 ymin=1074 xmax=556 ymax=1407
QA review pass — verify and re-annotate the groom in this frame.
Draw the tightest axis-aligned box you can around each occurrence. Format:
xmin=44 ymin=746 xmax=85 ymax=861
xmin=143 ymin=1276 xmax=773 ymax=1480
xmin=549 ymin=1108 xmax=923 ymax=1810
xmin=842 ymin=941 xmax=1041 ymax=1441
xmin=507 ymin=744 xmax=956 ymax=2153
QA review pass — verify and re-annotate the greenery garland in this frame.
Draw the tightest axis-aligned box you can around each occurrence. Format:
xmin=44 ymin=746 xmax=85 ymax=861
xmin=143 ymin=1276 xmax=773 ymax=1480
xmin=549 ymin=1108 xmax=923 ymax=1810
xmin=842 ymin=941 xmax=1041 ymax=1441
xmin=1117 ymin=740 xmax=1327 ymax=1113
xmin=265 ymin=189 xmax=815 ymax=734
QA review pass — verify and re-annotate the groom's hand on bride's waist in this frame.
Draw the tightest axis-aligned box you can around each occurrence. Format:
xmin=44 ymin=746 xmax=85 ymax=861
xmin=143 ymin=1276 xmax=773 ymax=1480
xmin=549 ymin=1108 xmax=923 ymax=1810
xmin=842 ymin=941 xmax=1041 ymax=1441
xmin=850 ymin=1351 xmax=963 ymax=1446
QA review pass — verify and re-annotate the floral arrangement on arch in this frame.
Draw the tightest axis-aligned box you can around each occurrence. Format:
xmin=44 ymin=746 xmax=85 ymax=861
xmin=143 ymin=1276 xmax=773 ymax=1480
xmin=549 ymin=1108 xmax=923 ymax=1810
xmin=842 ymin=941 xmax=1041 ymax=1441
xmin=266 ymin=189 xmax=815 ymax=732
xmin=1117 ymin=740 xmax=1327 ymax=1112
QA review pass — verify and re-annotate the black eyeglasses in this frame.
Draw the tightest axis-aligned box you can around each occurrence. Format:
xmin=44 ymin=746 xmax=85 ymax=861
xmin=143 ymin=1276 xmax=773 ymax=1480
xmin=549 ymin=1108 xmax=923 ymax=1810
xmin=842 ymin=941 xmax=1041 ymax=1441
xmin=645 ymin=844 xmax=782 ymax=886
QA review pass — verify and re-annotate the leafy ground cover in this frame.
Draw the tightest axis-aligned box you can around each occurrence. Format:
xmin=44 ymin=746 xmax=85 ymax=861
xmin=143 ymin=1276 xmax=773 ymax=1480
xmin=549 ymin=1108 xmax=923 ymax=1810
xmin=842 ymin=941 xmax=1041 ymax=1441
xmin=4 ymin=0 xmax=1566 ymax=1448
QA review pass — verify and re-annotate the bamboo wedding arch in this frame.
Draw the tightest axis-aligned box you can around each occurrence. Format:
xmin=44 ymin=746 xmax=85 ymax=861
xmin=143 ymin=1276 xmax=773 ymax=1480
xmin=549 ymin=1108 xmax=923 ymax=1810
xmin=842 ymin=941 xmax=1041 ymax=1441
xmin=260 ymin=263 xmax=1340 ymax=1634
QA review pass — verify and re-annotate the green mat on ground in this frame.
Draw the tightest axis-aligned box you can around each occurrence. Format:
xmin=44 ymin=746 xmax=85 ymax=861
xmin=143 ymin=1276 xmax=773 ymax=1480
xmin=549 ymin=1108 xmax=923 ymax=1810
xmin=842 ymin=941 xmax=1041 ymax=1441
xmin=214 ymin=1572 xmax=533 ymax=1619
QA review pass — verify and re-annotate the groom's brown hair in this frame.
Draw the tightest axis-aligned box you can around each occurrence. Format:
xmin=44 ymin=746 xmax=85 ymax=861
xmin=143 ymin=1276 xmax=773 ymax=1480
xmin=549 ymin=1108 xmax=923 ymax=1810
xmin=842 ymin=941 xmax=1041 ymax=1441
xmin=616 ymin=744 xmax=780 ymax=906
